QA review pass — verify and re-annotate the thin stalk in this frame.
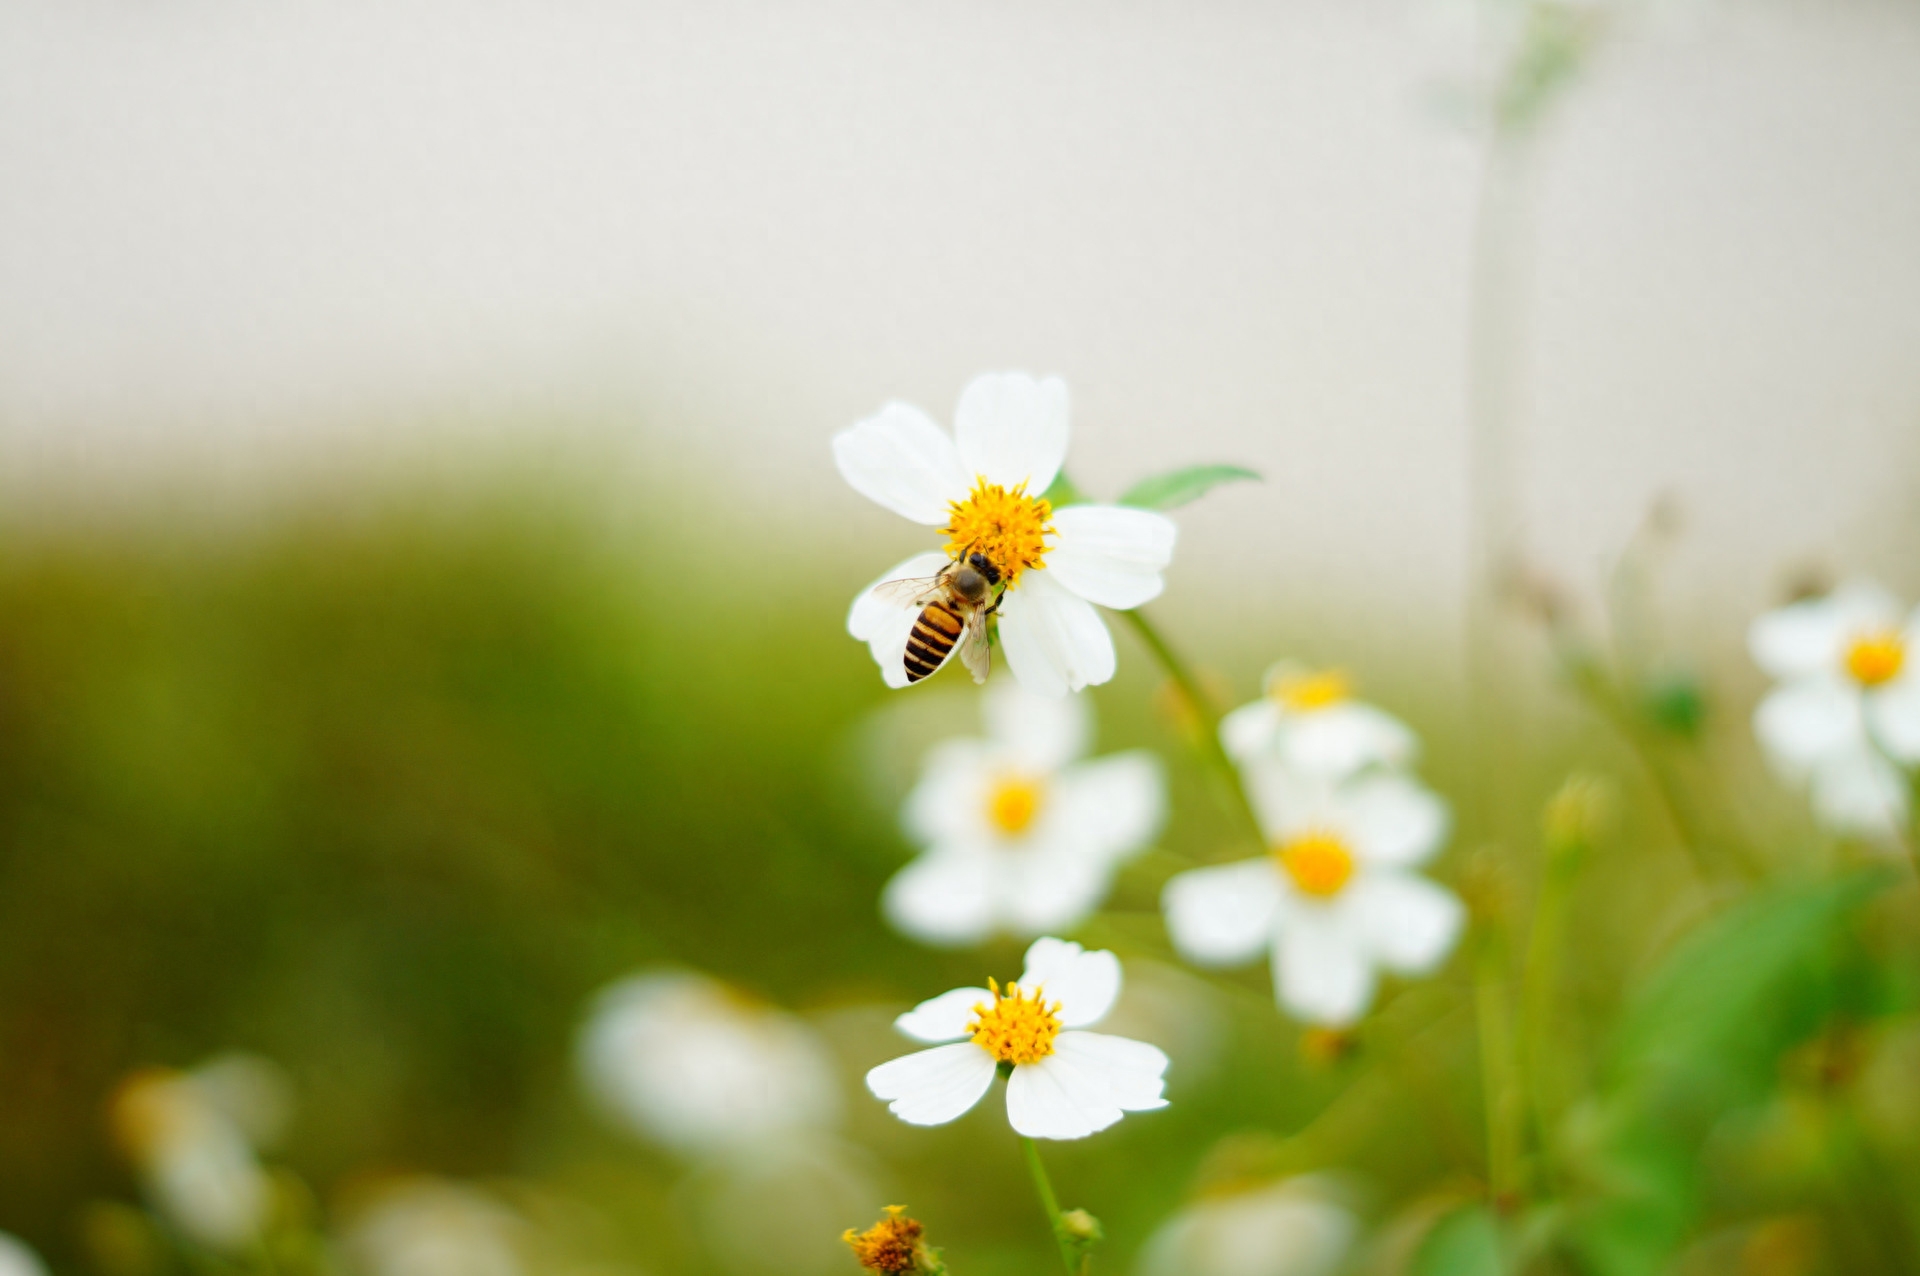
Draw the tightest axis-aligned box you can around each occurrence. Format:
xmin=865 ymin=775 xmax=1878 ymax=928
xmin=1518 ymin=840 xmax=1577 ymax=1195
xmin=1021 ymin=1136 xmax=1079 ymax=1276
xmin=1474 ymin=922 xmax=1522 ymax=1266
xmin=1120 ymin=607 xmax=1266 ymax=849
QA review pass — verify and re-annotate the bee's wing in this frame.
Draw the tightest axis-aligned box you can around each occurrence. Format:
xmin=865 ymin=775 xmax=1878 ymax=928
xmin=868 ymin=573 xmax=947 ymax=608
xmin=957 ymin=609 xmax=991 ymax=684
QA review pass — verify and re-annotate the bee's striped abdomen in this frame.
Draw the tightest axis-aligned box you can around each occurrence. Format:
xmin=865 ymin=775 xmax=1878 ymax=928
xmin=905 ymin=602 xmax=964 ymax=683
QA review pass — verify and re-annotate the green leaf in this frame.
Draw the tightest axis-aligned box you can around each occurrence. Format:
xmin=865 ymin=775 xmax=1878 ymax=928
xmin=1040 ymin=471 xmax=1088 ymax=508
xmin=1117 ymin=464 xmax=1260 ymax=510
xmin=1413 ymin=1205 xmax=1504 ymax=1276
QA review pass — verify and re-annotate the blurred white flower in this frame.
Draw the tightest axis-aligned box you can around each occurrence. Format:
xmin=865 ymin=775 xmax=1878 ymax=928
xmin=837 ymin=371 xmax=1178 ymax=697
xmin=1162 ymin=761 xmax=1463 ymax=1026
xmin=866 ymin=937 xmax=1169 ymax=1140
xmin=578 ymin=970 xmax=841 ymax=1157
xmin=0 ymin=1234 xmax=49 ymax=1276
xmin=110 ymin=1054 xmax=288 ymax=1253
xmin=341 ymin=1179 xmax=523 ymax=1276
xmin=885 ymin=680 xmax=1164 ymax=946
xmin=1219 ymin=663 xmax=1416 ymax=780
xmin=1135 ymin=1178 xmax=1356 ymax=1276
xmin=1750 ymin=581 xmax=1920 ymax=837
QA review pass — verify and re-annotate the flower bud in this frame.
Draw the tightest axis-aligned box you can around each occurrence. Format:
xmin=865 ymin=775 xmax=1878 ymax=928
xmin=843 ymin=1206 xmax=943 ymax=1275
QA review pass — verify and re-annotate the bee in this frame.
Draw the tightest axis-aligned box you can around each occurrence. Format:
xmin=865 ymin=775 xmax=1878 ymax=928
xmin=869 ymin=551 xmax=1005 ymax=684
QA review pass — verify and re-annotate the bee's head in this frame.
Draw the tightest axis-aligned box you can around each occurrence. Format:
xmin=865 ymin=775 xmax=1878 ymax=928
xmin=967 ymin=552 xmax=1002 ymax=585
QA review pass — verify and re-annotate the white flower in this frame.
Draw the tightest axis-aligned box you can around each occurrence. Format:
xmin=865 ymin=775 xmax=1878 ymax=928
xmin=578 ymin=969 xmax=841 ymax=1157
xmin=341 ymin=1179 xmax=524 ymax=1276
xmin=1162 ymin=761 xmax=1463 ymax=1026
xmin=1219 ymin=663 xmax=1417 ymax=779
xmin=837 ymin=372 xmax=1178 ymax=697
xmin=885 ymin=679 xmax=1164 ymax=946
xmin=1751 ymin=581 xmax=1920 ymax=836
xmin=109 ymin=1055 xmax=287 ymax=1253
xmin=1135 ymin=1177 xmax=1357 ymax=1276
xmin=0 ymin=1234 xmax=49 ymax=1276
xmin=865 ymin=937 xmax=1169 ymax=1140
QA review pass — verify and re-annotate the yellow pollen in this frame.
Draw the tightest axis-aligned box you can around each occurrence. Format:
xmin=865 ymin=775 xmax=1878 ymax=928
xmin=842 ymin=1206 xmax=925 ymax=1274
xmin=1271 ymin=668 xmax=1352 ymax=713
xmin=943 ymin=478 xmax=1054 ymax=587
xmin=1845 ymin=630 xmax=1906 ymax=687
xmin=1276 ymin=830 xmax=1356 ymax=899
xmin=986 ymin=774 xmax=1045 ymax=836
xmin=969 ymin=978 xmax=1063 ymax=1065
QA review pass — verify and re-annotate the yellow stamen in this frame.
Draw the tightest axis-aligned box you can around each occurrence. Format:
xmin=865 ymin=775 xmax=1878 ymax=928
xmin=985 ymin=775 xmax=1045 ymax=836
xmin=1845 ymin=630 xmax=1906 ymax=688
xmin=943 ymin=478 xmax=1053 ymax=586
xmin=969 ymin=978 xmax=1062 ymax=1065
xmin=843 ymin=1206 xmax=926 ymax=1274
xmin=1271 ymin=667 xmax=1352 ymax=713
xmin=1275 ymin=830 xmax=1356 ymax=899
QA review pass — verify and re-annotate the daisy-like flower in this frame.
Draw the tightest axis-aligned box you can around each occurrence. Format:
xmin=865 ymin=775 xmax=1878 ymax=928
xmin=865 ymin=937 xmax=1168 ymax=1140
xmin=885 ymin=679 xmax=1164 ymax=946
xmin=1750 ymin=581 xmax=1920 ymax=836
xmin=1162 ymin=760 xmax=1463 ymax=1025
xmin=1136 ymin=1176 xmax=1356 ymax=1276
xmin=341 ymin=1179 xmax=525 ymax=1276
xmin=577 ymin=969 xmax=841 ymax=1157
xmin=1219 ymin=662 xmax=1417 ymax=779
xmin=0 ymin=1235 xmax=48 ymax=1276
xmin=837 ymin=372 xmax=1178 ymax=697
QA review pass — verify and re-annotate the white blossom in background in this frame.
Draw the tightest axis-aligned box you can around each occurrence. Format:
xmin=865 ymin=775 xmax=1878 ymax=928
xmin=0 ymin=1234 xmax=49 ymax=1276
xmin=886 ymin=679 xmax=1164 ymax=946
xmin=578 ymin=969 xmax=841 ymax=1157
xmin=1750 ymin=581 xmax=1920 ymax=838
xmin=341 ymin=1179 xmax=524 ymax=1276
xmin=1163 ymin=759 xmax=1462 ymax=1026
xmin=1219 ymin=663 xmax=1416 ymax=780
xmin=837 ymin=372 xmax=1178 ymax=697
xmin=866 ymin=937 xmax=1169 ymax=1140
xmin=110 ymin=1054 xmax=289 ymax=1253
xmin=1135 ymin=1177 xmax=1357 ymax=1276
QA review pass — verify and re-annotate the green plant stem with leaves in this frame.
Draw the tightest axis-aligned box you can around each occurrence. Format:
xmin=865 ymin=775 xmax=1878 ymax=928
xmin=1021 ymin=1136 xmax=1083 ymax=1276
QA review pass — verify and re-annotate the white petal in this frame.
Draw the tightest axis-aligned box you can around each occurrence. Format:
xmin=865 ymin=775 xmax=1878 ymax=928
xmin=1219 ymin=700 xmax=1281 ymax=761
xmin=1274 ymin=908 xmax=1376 ymax=1026
xmin=1282 ymin=704 xmax=1418 ymax=779
xmin=1238 ymin=754 xmax=1324 ymax=842
xmin=997 ymin=571 xmax=1117 ymax=697
xmin=833 ymin=403 xmax=971 ymax=525
xmin=866 ymin=1043 xmax=998 ymax=1127
xmin=1867 ymin=679 xmax=1920 ymax=766
xmin=1050 ymin=1031 xmax=1170 ymax=1111
xmin=1337 ymin=773 xmax=1450 ymax=868
xmin=902 ymin=739 xmax=996 ymax=845
xmin=1753 ymin=679 xmax=1864 ymax=774
xmin=1047 ymin=751 xmax=1166 ymax=862
xmin=1019 ymin=938 xmax=1120 ymax=1027
xmin=983 ymin=677 xmax=1091 ymax=771
xmin=1749 ymin=582 xmax=1898 ymax=679
xmin=894 ymin=987 xmax=995 ymax=1043
xmin=999 ymin=851 xmax=1112 ymax=936
xmin=1004 ymin=1053 xmax=1117 ymax=1140
xmin=850 ymin=552 xmax=954 ymax=689
xmin=1045 ymin=506 xmax=1178 ymax=611
xmin=1809 ymin=748 xmax=1909 ymax=839
xmin=952 ymin=372 xmax=1070 ymax=493
xmin=1340 ymin=872 xmax=1464 ymax=975
xmin=1162 ymin=860 xmax=1282 ymax=967
xmin=883 ymin=850 xmax=997 ymax=947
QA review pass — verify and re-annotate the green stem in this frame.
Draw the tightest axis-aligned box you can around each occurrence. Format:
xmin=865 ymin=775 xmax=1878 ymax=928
xmin=1021 ymin=1136 xmax=1080 ymax=1276
xmin=1518 ymin=837 xmax=1578 ymax=1195
xmin=1120 ymin=607 xmax=1266 ymax=849
xmin=1474 ymin=922 xmax=1522 ymax=1266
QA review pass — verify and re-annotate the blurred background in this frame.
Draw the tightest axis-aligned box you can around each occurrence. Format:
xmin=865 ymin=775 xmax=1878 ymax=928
xmin=3 ymin=1 xmax=1920 ymax=1273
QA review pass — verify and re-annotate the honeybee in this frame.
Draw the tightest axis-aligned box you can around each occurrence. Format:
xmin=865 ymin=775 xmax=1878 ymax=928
xmin=869 ymin=551 xmax=1005 ymax=684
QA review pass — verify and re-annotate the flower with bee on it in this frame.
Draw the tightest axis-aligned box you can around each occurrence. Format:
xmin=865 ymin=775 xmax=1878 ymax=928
xmin=1750 ymin=580 xmax=1920 ymax=837
xmin=865 ymin=938 xmax=1169 ymax=1140
xmin=883 ymin=679 xmax=1164 ymax=947
xmin=837 ymin=372 xmax=1177 ymax=697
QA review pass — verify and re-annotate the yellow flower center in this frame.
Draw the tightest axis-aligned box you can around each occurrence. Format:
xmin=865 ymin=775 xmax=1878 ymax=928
xmin=1275 ymin=830 xmax=1356 ymax=899
xmin=943 ymin=478 xmax=1054 ymax=587
xmin=1845 ymin=630 xmax=1906 ymax=688
xmin=969 ymin=978 xmax=1062 ymax=1065
xmin=985 ymin=774 xmax=1046 ymax=836
xmin=843 ymin=1206 xmax=925 ymax=1274
xmin=1271 ymin=668 xmax=1352 ymax=713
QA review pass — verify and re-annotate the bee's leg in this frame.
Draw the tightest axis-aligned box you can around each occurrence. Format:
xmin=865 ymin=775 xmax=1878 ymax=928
xmin=985 ymin=592 xmax=1006 ymax=618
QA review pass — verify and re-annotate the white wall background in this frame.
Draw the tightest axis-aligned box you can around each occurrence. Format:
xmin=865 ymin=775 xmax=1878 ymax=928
xmin=3 ymin=0 xmax=1917 ymax=663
